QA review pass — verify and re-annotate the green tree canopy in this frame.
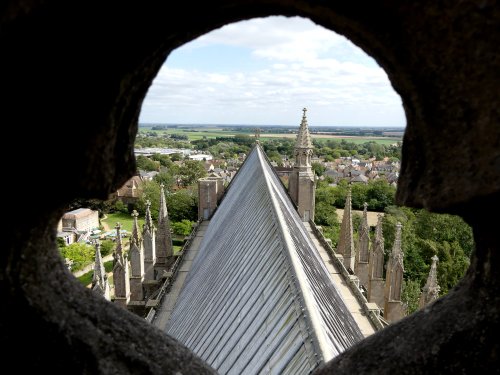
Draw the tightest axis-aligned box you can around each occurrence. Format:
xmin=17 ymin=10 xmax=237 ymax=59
xmin=179 ymin=160 xmax=207 ymax=187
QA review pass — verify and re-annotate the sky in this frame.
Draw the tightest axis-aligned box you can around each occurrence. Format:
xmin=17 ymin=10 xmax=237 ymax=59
xmin=139 ymin=16 xmax=406 ymax=127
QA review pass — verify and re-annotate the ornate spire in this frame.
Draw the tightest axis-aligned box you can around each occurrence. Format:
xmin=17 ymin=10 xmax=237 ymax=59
xmin=91 ymin=241 xmax=109 ymax=300
xmin=143 ymin=199 xmax=154 ymax=234
xmin=419 ymin=255 xmax=440 ymax=308
xmin=355 ymin=202 xmax=370 ymax=287
xmin=370 ymin=214 xmax=385 ymax=279
xmin=289 ymin=108 xmax=316 ymax=222
xmin=155 ymin=183 xmax=174 ymax=269
xmin=131 ymin=210 xmax=140 ymax=246
xmin=391 ymin=223 xmax=404 ymax=261
xmin=358 ymin=202 xmax=370 ymax=263
xmin=142 ymin=200 xmax=157 ymax=281
xmin=337 ymin=186 xmax=355 ymax=272
xmin=386 ymin=222 xmax=404 ymax=301
xmin=129 ymin=211 xmax=145 ymax=300
xmin=295 ymin=107 xmax=313 ymax=149
xmin=115 ymin=222 xmax=123 ymax=257
xmin=158 ymin=183 xmax=168 ymax=222
xmin=113 ymin=222 xmax=130 ymax=306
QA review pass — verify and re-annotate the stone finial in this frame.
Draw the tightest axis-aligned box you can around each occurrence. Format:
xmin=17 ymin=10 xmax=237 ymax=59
xmin=91 ymin=241 xmax=110 ymax=300
xmin=158 ymin=184 xmax=168 ymax=222
xmin=115 ymin=222 xmax=123 ymax=256
xmin=295 ymin=107 xmax=313 ymax=149
xmin=419 ymin=255 xmax=441 ymax=308
xmin=156 ymin=181 xmax=174 ymax=267
xmin=131 ymin=210 xmax=140 ymax=246
xmin=144 ymin=200 xmax=154 ymax=234
xmin=355 ymin=202 xmax=370 ymax=286
xmin=370 ymin=214 xmax=385 ymax=279
xmin=385 ymin=222 xmax=404 ymax=302
xmin=337 ymin=186 xmax=355 ymax=272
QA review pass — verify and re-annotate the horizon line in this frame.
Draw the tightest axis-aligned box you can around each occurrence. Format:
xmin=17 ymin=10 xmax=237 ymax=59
xmin=138 ymin=122 xmax=406 ymax=128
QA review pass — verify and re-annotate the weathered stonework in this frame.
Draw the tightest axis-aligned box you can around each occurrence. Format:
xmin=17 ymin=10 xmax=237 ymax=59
xmin=337 ymin=188 xmax=356 ymax=272
xmin=1 ymin=1 xmax=498 ymax=374
xmin=355 ymin=203 xmax=370 ymax=287
xmin=198 ymin=176 xmax=224 ymax=220
xmin=288 ymin=108 xmax=316 ymax=222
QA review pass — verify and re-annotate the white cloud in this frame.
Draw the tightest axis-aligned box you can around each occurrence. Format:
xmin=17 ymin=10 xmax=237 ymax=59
xmin=140 ymin=16 xmax=405 ymax=126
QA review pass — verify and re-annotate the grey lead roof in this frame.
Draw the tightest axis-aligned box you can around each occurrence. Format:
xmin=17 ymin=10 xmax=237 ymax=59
xmin=165 ymin=145 xmax=364 ymax=375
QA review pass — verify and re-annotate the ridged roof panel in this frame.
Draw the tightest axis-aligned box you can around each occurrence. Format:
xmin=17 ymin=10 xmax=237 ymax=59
xmin=166 ymin=145 xmax=364 ymax=374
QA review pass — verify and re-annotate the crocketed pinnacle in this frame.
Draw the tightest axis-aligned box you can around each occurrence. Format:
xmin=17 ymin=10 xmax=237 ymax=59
xmin=144 ymin=199 xmax=154 ymax=234
xmin=131 ymin=210 xmax=140 ymax=246
xmin=295 ymin=107 xmax=313 ymax=149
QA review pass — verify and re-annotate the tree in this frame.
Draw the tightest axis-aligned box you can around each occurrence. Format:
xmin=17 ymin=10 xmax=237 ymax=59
xmin=315 ymin=202 xmax=339 ymax=227
xmin=135 ymin=180 xmax=161 ymax=220
xmin=57 ymin=237 xmax=66 ymax=249
xmin=366 ymin=179 xmax=396 ymax=210
xmin=178 ymin=160 xmax=207 ymax=187
xmin=136 ymin=181 xmax=198 ymax=223
xmin=171 ymin=220 xmax=194 ymax=236
xmin=60 ymin=243 xmax=95 ymax=272
xmin=166 ymin=189 xmax=198 ymax=222
xmin=150 ymin=153 xmax=174 ymax=167
xmin=402 ymin=279 xmax=421 ymax=315
xmin=136 ymin=155 xmax=160 ymax=171
xmin=312 ymin=162 xmax=326 ymax=177
xmin=99 ymin=239 xmax=115 ymax=257
xmin=382 ymin=205 xmax=473 ymax=307
xmin=154 ymin=171 xmax=177 ymax=190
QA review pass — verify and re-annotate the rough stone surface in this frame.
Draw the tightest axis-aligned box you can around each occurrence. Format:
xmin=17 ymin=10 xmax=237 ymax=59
xmin=1 ymin=0 xmax=498 ymax=373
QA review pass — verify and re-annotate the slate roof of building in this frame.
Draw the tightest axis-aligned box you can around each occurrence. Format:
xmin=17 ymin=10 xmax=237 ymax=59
xmin=63 ymin=208 xmax=94 ymax=219
xmin=165 ymin=144 xmax=364 ymax=374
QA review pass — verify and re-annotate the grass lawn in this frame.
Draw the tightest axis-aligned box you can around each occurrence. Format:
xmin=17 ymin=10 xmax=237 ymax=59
xmin=78 ymin=260 xmax=113 ymax=287
xmin=102 ymin=212 xmax=144 ymax=233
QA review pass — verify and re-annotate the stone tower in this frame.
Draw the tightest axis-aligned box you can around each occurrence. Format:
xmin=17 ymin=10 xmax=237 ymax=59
xmin=198 ymin=175 xmax=224 ymax=220
xmin=129 ymin=210 xmax=144 ymax=301
xmin=384 ymin=222 xmax=406 ymax=323
xmin=112 ymin=223 xmax=130 ymax=307
xmin=355 ymin=202 xmax=370 ymax=287
xmin=155 ymin=183 xmax=173 ymax=276
xmin=142 ymin=200 xmax=156 ymax=281
xmin=288 ymin=108 xmax=315 ymax=222
xmin=337 ymin=187 xmax=355 ymax=272
xmin=91 ymin=241 xmax=110 ymax=301
xmin=419 ymin=255 xmax=441 ymax=308
xmin=368 ymin=214 xmax=385 ymax=308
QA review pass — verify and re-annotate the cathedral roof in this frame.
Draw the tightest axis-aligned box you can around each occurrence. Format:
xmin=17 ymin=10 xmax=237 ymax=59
xmin=166 ymin=144 xmax=364 ymax=374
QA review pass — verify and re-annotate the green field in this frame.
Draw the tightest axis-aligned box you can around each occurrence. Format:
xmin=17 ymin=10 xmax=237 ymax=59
xmin=311 ymin=137 xmax=400 ymax=145
xmin=78 ymin=260 xmax=113 ymax=286
xmin=102 ymin=212 xmax=145 ymax=233
xmin=139 ymin=127 xmax=401 ymax=145
xmin=139 ymin=127 xmax=242 ymax=140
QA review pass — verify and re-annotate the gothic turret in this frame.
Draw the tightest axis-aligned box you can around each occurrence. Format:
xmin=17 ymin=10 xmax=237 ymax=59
xmin=355 ymin=202 xmax=370 ymax=287
xmin=129 ymin=210 xmax=145 ymax=301
xmin=155 ymin=184 xmax=173 ymax=276
xmin=368 ymin=214 xmax=385 ymax=308
xmin=113 ymin=223 xmax=130 ymax=307
xmin=384 ymin=222 xmax=406 ymax=322
xmin=91 ymin=241 xmax=110 ymax=301
xmin=337 ymin=187 xmax=355 ymax=272
xmin=419 ymin=255 xmax=440 ymax=308
xmin=288 ymin=108 xmax=316 ymax=222
xmin=142 ymin=200 xmax=156 ymax=281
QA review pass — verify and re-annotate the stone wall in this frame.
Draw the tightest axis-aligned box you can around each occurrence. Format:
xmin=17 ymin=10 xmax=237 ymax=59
xmin=1 ymin=1 xmax=498 ymax=374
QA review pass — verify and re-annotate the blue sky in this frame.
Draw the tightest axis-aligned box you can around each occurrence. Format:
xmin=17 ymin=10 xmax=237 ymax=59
xmin=139 ymin=16 xmax=405 ymax=127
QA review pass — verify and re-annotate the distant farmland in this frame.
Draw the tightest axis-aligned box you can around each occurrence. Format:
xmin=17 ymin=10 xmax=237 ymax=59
xmin=138 ymin=127 xmax=402 ymax=145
